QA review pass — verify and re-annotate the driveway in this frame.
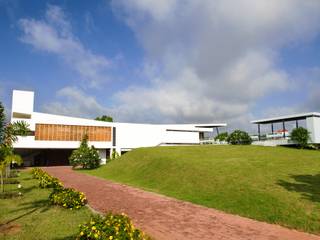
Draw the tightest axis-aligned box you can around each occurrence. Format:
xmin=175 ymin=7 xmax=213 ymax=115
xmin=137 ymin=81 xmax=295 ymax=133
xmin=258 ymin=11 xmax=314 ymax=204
xmin=43 ymin=166 xmax=320 ymax=240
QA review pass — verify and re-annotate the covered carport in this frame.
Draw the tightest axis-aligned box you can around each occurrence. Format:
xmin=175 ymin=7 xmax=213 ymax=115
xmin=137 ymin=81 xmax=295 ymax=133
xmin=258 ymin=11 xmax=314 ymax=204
xmin=251 ymin=112 xmax=320 ymax=144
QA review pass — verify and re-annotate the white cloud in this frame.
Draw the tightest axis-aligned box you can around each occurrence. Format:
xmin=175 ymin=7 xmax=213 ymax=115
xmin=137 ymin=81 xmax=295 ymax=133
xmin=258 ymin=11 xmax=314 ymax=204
xmin=109 ymin=0 xmax=320 ymax=127
xmin=42 ymin=86 xmax=110 ymax=118
xmin=19 ymin=5 xmax=110 ymax=87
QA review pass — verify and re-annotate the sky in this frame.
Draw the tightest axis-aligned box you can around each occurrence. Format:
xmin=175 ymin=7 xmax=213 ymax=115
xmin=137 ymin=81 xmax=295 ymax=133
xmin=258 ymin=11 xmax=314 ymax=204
xmin=0 ymin=0 xmax=320 ymax=132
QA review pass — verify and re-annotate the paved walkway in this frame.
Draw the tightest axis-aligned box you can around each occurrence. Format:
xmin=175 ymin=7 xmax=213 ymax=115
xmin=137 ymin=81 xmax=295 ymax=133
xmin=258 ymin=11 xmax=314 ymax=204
xmin=43 ymin=166 xmax=320 ymax=240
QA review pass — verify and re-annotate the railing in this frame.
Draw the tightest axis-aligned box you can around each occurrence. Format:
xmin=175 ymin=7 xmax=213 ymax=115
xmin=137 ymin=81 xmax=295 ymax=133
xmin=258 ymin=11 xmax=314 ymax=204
xmin=199 ymin=139 xmax=228 ymax=145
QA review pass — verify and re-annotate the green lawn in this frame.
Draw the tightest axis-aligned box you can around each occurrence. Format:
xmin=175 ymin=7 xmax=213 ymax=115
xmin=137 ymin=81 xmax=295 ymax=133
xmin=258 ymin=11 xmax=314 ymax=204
xmin=81 ymin=145 xmax=320 ymax=234
xmin=0 ymin=171 xmax=92 ymax=240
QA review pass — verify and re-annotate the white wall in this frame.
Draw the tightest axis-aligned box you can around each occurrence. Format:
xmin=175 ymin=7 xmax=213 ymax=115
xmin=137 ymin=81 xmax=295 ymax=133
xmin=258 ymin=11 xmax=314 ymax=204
xmin=163 ymin=131 xmax=199 ymax=144
xmin=115 ymin=123 xmax=164 ymax=151
xmin=11 ymin=90 xmax=34 ymax=116
xmin=306 ymin=116 xmax=320 ymax=143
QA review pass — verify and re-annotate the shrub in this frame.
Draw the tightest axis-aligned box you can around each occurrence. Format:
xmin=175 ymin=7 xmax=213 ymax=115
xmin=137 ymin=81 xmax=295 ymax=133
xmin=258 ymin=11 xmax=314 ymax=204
xmin=39 ymin=174 xmax=63 ymax=189
xmin=214 ymin=132 xmax=228 ymax=142
xmin=31 ymin=168 xmax=63 ymax=189
xmin=31 ymin=167 xmax=45 ymax=179
xmin=291 ymin=127 xmax=310 ymax=148
xmin=227 ymin=130 xmax=252 ymax=145
xmin=69 ymin=135 xmax=101 ymax=169
xmin=111 ymin=149 xmax=120 ymax=160
xmin=49 ymin=187 xmax=87 ymax=209
xmin=77 ymin=213 xmax=147 ymax=240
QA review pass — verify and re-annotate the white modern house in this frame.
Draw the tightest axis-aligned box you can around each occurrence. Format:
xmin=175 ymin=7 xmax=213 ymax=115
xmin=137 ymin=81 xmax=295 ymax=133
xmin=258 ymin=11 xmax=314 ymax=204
xmin=11 ymin=90 xmax=227 ymax=166
xmin=251 ymin=113 xmax=320 ymax=146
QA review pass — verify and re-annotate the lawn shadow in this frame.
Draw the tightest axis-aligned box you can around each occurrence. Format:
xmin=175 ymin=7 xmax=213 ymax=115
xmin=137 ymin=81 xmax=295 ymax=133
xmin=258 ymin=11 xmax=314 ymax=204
xmin=5 ymin=198 xmax=51 ymax=224
xmin=278 ymin=174 xmax=320 ymax=203
xmin=53 ymin=235 xmax=77 ymax=240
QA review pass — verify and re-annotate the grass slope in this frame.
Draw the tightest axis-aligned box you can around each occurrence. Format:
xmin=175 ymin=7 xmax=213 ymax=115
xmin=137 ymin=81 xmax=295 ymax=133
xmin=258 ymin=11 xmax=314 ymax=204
xmin=0 ymin=171 xmax=92 ymax=240
xmin=82 ymin=145 xmax=320 ymax=234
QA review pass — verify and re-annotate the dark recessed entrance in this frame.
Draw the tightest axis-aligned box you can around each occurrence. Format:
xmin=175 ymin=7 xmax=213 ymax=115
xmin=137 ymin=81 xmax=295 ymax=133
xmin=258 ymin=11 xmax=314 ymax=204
xmin=15 ymin=149 xmax=73 ymax=166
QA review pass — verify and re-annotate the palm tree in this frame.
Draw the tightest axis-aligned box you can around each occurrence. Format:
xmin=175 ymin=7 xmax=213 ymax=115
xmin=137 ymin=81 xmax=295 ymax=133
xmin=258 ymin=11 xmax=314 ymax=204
xmin=0 ymin=102 xmax=30 ymax=193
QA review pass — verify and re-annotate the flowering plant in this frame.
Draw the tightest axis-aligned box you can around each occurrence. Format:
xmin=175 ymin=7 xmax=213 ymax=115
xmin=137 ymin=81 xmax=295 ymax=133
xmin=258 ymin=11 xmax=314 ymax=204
xmin=39 ymin=174 xmax=63 ymax=189
xmin=31 ymin=167 xmax=45 ymax=179
xmin=77 ymin=213 xmax=147 ymax=240
xmin=49 ymin=187 xmax=87 ymax=209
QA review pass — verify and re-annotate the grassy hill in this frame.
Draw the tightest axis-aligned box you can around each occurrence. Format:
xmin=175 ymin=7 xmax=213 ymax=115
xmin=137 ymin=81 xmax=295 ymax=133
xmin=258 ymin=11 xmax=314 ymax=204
xmin=81 ymin=145 xmax=320 ymax=234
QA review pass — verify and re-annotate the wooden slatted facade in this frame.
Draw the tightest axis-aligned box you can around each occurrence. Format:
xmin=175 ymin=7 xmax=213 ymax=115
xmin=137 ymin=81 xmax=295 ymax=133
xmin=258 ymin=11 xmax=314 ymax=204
xmin=35 ymin=124 xmax=111 ymax=142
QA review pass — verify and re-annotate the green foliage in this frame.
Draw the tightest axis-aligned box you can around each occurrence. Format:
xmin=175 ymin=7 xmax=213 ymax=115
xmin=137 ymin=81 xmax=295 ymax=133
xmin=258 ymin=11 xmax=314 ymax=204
xmin=0 ymin=102 xmax=30 ymax=193
xmin=111 ymin=149 xmax=120 ymax=160
xmin=39 ymin=174 xmax=63 ymax=189
xmin=227 ymin=130 xmax=252 ymax=145
xmin=95 ymin=115 xmax=113 ymax=122
xmin=291 ymin=127 xmax=310 ymax=149
xmin=11 ymin=120 xmax=31 ymax=136
xmin=31 ymin=167 xmax=45 ymax=179
xmin=77 ymin=213 xmax=147 ymax=240
xmin=214 ymin=132 xmax=229 ymax=141
xmin=31 ymin=168 xmax=63 ymax=189
xmin=0 ymin=102 xmax=5 ymax=145
xmin=49 ymin=187 xmax=87 ymax=209
xmin=69 ymin=135 xmax=101 ymax=169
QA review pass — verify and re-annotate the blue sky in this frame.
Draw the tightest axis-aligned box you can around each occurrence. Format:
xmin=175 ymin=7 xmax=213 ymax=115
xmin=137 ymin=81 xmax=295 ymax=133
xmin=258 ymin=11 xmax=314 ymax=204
xmin=0 ymin=0 xmax=320 ymax=130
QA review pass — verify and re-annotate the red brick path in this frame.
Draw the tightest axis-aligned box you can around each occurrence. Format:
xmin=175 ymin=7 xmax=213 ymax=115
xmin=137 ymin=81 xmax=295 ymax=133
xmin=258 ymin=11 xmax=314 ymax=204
xmin=43 ymin=166 xmax=320 ymax=240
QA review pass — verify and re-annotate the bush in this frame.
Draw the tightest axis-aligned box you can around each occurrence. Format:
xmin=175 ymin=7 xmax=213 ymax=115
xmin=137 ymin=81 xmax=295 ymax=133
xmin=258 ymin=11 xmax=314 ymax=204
xmin=291 ymin=127 xmax=310 ymax=148
xmin=77 ymin=213 xmax=147 ymax=240
xmin=31 ymin=167 xmax=45 ymax=179
xmin=49 ymin=187 xmax=87 ymax=209
xmin=227 ymin=130 xmax=252 ymax=145
xmin=31 ymin=168 xmax=63 ymax=189
xmin=111 ymin=149 xmax=120 ymax=160
xmin=214 ymin=132 xmax=228 ymax=142
xmin=39 ymin=174 xmax=63 ymax=189
xmin=69 ymin=135 xmax=101 ymax=169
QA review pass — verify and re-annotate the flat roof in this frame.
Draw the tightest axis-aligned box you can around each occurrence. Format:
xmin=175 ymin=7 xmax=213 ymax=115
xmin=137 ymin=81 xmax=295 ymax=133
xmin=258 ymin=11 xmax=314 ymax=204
xmin=251 ymin=112 xmax=320 ymax=124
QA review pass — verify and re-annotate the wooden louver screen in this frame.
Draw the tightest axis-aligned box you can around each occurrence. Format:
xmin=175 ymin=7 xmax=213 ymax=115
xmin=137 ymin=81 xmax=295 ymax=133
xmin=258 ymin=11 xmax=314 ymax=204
xmin=35 ymin=124 xmax=111 ymax=142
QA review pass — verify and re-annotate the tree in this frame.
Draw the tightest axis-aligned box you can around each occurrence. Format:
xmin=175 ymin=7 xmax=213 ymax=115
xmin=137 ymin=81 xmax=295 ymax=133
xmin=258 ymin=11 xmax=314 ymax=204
xmin=214 ymin=132 xmax=228 ymax=142
xmin=227 ymin=130 xmax=252 ymax=145
xmin=95 ymin=115 xmax=113 ymax=122
xmin=69 ymin=135 xmax=101 ymax=169
xmin=291 ymin=127 xmax=310 ymax=149
xmin=0 ymin=102 xmax=30 ymax=193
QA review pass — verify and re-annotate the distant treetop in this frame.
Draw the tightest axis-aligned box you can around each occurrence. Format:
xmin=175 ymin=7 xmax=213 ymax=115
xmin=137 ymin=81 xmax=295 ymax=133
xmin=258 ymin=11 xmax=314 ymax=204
xmin=95 ymin=115 xmax=113 ymax=122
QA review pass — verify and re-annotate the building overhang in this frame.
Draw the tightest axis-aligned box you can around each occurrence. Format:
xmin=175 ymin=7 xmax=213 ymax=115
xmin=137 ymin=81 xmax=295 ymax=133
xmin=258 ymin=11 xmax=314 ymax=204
xmin=251 ymin=112 xmax=320 ymax=124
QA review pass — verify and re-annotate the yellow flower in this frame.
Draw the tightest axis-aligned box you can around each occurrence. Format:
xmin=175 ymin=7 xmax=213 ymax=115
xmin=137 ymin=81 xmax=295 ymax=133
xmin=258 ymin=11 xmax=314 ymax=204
xmin=92 ymin=226 xmax=96 ymax=230
xmin=94 ymin=233 xmax=99 ymax=238
xmin=80 ymin=231 xmax=84 ymax=236
xmin=109 ymin=236 xmax=113 ymax=240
